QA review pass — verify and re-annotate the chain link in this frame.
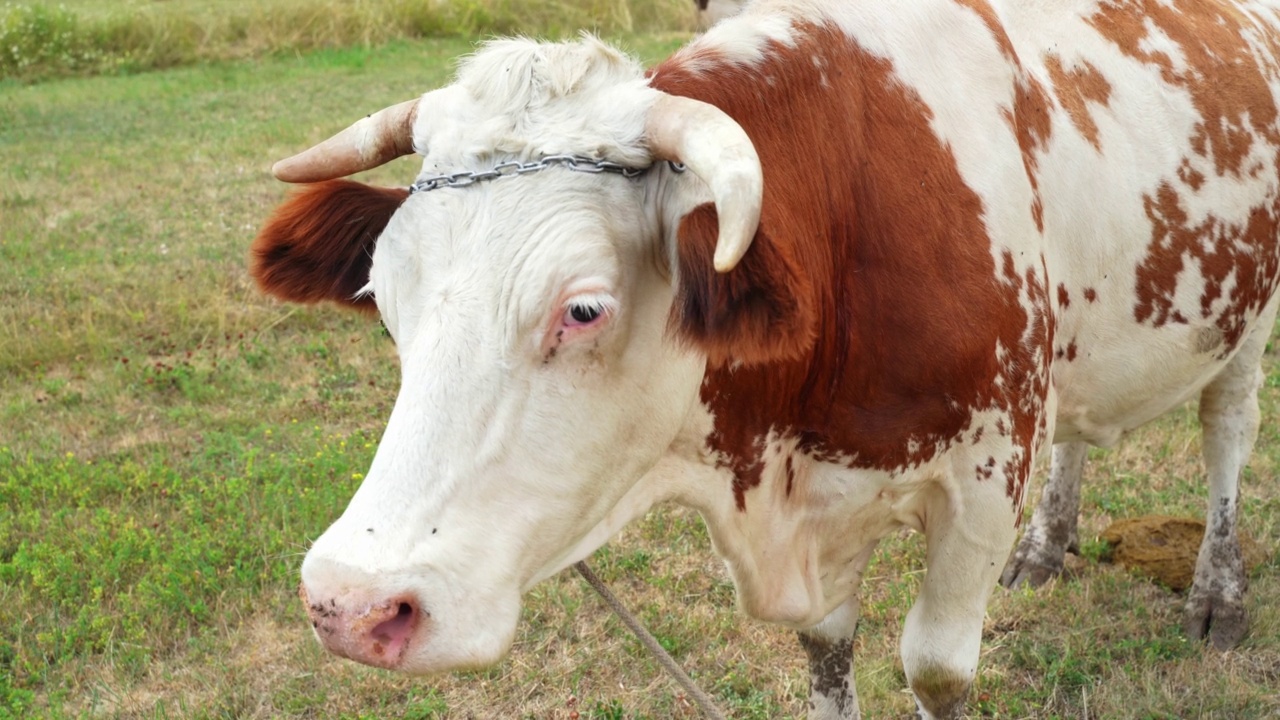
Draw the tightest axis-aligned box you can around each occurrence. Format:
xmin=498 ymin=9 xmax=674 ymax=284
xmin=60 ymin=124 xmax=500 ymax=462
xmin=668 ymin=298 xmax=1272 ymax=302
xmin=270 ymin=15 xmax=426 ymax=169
xmin=409 ymin=156 xmax=684 ymax=194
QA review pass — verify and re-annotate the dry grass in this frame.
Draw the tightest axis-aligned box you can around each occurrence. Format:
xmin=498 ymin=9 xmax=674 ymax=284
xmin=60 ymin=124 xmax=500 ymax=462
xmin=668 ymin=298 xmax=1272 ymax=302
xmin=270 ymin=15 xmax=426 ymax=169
xmin=1 ymin=0 xmax=697 ymax=81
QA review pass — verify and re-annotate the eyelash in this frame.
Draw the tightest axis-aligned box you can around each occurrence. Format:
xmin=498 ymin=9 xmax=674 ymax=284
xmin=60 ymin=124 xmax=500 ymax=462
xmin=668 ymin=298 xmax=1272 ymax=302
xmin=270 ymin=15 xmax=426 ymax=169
xmin=564 ymin=301 xmax=605 ymax=327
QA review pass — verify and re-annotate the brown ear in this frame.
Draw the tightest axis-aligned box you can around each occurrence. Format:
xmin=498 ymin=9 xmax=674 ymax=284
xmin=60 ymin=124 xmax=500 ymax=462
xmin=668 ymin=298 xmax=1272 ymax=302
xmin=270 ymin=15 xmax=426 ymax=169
xmin=669 ymin=203 xmax=817 ymax=367
xmin=250 ymin=179 xmax=409 ymax=311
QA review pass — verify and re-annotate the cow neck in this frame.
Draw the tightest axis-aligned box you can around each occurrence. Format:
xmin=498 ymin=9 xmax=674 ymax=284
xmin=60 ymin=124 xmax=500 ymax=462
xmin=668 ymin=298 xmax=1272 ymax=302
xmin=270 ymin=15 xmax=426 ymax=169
xmin=651 ymin=20 xmax=1048 ymax=508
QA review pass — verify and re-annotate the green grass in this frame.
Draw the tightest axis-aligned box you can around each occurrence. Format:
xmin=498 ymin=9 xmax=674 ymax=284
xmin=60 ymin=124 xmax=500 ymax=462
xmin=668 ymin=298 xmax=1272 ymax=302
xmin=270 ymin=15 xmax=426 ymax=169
xmin=0 ymin=0 xmax=696 ymax=82
xmin=2 ymin=23 xmax=1280 ymax=720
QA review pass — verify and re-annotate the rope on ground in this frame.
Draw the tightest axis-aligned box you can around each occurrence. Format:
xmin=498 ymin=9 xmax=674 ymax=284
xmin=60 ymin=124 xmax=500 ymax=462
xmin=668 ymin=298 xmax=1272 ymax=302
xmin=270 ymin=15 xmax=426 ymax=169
xmin=574 ymin=560 xmax=728 ymax=720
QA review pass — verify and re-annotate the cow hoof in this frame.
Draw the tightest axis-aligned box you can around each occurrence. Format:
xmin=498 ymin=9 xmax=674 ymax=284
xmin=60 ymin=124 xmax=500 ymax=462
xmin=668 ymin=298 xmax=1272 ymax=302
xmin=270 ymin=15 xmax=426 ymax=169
xmin=1000 ymin=559 xmax=1057 ymax=588
xmin=1183 ymin=594 xmax=1248 ymax=650
xmin=999 ymin=548 xmax=1062 ymax=589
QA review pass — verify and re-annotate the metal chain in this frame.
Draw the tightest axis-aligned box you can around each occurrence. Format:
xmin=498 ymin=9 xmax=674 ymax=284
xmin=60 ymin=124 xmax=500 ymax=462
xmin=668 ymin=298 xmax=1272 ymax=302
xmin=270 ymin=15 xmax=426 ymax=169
xmin=574 ymin=561 xmax=727 ymax=720
xmin=409 ymin=155 xmax=684 ymax=194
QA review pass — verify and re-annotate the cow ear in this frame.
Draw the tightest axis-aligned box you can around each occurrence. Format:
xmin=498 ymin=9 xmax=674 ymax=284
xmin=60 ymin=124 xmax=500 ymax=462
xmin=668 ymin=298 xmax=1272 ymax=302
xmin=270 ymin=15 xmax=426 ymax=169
xmin=250 ymin=180 xmax=409 ymax=312
xmin=669 ymin=203 xmax=817 ymax=367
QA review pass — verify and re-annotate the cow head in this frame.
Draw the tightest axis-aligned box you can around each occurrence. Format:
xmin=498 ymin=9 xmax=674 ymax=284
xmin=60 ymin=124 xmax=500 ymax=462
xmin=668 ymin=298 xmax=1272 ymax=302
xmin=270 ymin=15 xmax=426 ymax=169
xmin=252 ymin=37 xmax=808 ymax=673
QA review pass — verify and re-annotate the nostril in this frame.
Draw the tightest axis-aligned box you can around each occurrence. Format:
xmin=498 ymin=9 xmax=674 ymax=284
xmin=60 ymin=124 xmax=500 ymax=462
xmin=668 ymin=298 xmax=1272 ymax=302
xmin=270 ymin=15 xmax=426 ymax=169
xmin=380 ymin=602 xmax=413 ymax=636
xmin=370 ymin=600 xmax=418 ymax=659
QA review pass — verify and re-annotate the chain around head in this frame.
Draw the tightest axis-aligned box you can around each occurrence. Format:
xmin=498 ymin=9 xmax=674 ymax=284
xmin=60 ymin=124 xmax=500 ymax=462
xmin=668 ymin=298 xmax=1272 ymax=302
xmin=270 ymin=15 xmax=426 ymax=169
xmin=408 ymin=156 xmax=685 ymax=194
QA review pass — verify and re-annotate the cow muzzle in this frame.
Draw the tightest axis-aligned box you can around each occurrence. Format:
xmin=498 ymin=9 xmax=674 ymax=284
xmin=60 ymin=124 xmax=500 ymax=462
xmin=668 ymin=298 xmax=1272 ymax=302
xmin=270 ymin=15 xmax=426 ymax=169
xmin=299 ymin=578 xmax=426 ymax=670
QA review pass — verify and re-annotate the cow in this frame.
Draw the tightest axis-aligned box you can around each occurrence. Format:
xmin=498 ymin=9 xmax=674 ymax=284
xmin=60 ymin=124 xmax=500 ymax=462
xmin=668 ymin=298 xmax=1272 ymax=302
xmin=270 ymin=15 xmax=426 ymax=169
xmin=250 ymin=1 xmax=1280 ymax=718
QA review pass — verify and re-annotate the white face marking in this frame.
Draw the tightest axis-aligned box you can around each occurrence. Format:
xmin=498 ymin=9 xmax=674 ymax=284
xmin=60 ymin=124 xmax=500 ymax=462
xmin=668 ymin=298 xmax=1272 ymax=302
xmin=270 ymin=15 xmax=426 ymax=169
xmin=302 ymin=164 xmax=705 ymax=672
xmin=297 ymin=36 xmax=747 ymax=674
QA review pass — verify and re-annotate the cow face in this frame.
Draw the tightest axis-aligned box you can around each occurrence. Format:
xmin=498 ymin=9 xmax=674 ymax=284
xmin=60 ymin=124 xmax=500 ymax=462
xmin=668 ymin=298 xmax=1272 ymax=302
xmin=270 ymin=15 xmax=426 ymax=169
xmin=295 ymin=170 xmax=707 ymax=672
xmin=252 ymin=38 xmax=771 ymax=673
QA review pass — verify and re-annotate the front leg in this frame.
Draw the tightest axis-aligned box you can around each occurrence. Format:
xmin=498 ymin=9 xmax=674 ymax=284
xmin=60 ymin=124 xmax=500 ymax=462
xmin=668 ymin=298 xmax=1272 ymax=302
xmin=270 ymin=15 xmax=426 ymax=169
xmin=903 ymin=472 xmax=1018 ymax=719
xmin=1000 ymin=441 xmax=1087 ymax=588
xmin=797 ymin=598 xmax=860 ymax=719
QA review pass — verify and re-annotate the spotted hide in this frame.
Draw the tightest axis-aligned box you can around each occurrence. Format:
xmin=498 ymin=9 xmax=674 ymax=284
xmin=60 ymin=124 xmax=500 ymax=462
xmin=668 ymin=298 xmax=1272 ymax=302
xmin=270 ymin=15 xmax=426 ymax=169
xmin=251 ymin=1 xmax=1280 ymax=718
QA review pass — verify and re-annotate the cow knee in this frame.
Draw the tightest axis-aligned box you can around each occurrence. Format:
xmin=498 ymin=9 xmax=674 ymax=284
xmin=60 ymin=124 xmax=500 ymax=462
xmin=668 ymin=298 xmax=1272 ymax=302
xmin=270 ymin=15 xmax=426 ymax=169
xmin=902 ymin=608 xmax=977 ymax=720
xmin=909 ymin=664 xmax=971 ymax=720
xmin=901 ymin=613 xmax=982 ymax=720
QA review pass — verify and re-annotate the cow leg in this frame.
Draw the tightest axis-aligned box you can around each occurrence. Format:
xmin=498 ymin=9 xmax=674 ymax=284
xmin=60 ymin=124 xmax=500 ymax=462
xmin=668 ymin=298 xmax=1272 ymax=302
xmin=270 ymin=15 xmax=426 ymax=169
xmin=902 ymin=478 xmax=1017 ymax=720
xmin=999 ymin=442 xmax=1087 ymax=588
xmin=797 ymin=597 xmax=860 ymax=720
xmin=1186 ymin=322 xmax=1269 ymax=649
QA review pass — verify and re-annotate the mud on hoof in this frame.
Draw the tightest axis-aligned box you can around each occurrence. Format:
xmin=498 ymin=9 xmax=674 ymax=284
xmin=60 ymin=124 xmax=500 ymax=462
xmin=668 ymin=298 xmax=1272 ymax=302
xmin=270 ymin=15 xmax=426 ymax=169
xmin=910 ymin=667 xmax=970 ymax=720
xmin=1184 ymin=590 xmax=1248 ymax=650
xmin=999 ymin=539 xmax=1066 ymax=589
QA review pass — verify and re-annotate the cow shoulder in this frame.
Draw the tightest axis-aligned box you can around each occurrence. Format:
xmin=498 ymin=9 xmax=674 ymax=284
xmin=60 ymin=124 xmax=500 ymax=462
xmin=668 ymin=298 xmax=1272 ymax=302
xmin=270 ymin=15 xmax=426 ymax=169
xmin=251 ymin=180 xmax=408 ymax=311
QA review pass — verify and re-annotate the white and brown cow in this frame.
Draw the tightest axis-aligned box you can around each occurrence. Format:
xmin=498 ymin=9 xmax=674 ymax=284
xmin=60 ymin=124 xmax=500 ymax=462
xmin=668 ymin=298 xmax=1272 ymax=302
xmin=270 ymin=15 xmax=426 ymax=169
xmin=251 ymin=2 xmax=1280 ymax=718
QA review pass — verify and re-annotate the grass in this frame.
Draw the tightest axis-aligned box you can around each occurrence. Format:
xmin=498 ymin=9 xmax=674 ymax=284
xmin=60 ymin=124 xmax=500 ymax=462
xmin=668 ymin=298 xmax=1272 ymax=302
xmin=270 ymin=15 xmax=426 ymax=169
xmin=2 ymin=21 xmax=1279 ymax=720
xmin=0 ymin=0 xmax=697 ymax=82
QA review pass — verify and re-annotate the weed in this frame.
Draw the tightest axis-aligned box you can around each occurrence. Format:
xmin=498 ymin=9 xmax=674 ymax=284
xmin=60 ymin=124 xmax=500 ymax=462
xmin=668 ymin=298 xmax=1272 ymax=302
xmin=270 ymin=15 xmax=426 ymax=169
xmin=587 ymin=698 xmax=627 ymax=719
xmin=403 ymin=691 xmax=449 ymax=719
xmin=0 ymin=3 xmax=102 ymax=77
xmin=715 ymin=663 xmax=787 ymax=720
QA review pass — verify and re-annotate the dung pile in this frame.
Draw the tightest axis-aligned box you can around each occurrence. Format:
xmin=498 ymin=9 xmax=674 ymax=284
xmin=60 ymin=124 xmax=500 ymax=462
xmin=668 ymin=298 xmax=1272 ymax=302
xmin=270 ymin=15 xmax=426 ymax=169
xmin=1100 ymin=515 xmax=1267 ymax=591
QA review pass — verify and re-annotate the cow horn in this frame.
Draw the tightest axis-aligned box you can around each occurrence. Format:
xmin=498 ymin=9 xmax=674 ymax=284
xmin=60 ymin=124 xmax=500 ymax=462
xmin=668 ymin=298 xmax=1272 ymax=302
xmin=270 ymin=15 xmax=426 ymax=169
xmin=272 ymin=99 xmax=421 ymax=183
xmin=645 ymin=93 xmax=763 ymax=273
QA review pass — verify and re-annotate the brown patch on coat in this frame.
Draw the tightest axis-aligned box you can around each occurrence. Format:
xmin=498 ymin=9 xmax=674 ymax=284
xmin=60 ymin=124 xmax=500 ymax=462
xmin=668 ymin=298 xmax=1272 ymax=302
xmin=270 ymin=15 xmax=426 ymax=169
xmin=651 ymin=23 xmax=1051 ymax=508
xmin=1089 ymin=0 xmax=1280 ymax=178
xmin=251 ymin=180 xmax=409 ymax=311
xmin=996 ymin=251 xmax=1054 ymax=503
xmin=1088 ymin=1 xmax=1280 ymax=351
xmin=1044 ymin=55 xmax=1112 ymax=151
xmin=1005 ymin=75 xmax=1054 ymax=233
xmin=1083 ymin=287 xmax=1097 ymax=303
xmin=1135 ymin=181 xmax=1280 ymax=350
xmin=951 ymin=0 xmax=1018 ymax=62
xmin=968 ymin=0 xmax=1054 ymax=237
xmin=976 ymin=456 xmax=996 ymax=481
xmin=1178 ymin=158 xmax=1206 ymax=191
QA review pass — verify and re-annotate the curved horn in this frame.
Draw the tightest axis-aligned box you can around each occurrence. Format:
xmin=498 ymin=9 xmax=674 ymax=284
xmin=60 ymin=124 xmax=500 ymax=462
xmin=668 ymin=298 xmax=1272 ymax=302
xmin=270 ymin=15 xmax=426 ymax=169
xmin=272 ymin=99 xmax=421 ymax=183
xmin=645 ymin=93 xmax=763 ymax=273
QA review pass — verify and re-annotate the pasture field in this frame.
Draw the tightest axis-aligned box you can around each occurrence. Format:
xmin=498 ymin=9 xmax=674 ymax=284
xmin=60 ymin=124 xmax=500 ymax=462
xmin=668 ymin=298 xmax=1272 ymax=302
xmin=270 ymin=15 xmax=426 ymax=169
xmin=2 ymin=28 xmax=1280 ymax=720
xmin=0 ymin=0 xmax=696 ymax=81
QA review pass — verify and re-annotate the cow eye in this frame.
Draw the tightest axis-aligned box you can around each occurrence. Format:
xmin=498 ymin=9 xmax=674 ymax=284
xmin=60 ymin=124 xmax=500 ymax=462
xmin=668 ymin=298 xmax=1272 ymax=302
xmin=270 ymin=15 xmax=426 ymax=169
xmin=558 ymin=291 xmax=615 ymax=333
xmin=568 ymin=303 xmax=602 ymax=325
